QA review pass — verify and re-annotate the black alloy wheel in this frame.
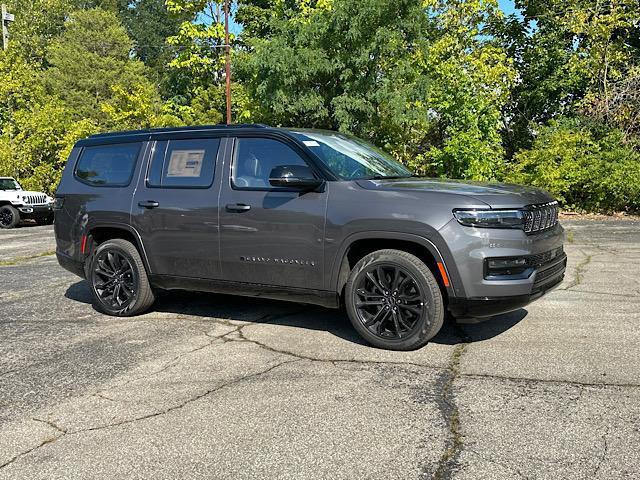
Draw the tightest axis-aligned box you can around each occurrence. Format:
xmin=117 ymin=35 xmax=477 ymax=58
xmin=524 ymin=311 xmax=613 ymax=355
xmin=345 ymin=249 xmax=444 ymax=350
xmin=353 ymin=264 xmax=426 ymax=339
xmin=92 ymin=250 xmax=137 ymax=310
xmin=88 ymin=239 xmax=155 ymax=316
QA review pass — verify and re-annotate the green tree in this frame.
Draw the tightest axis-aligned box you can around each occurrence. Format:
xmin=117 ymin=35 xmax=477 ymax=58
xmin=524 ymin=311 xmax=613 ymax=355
xmin=113 ymin=0 xmax=193 ymax=98
xmin=492 ymin=0 xmax=640 ymax=154
xmin=0 ymin=7 xmax=173 ymax=193
xmin=420 ymin=0 xmax=515 ymax=179
xmin=44 ymin=8 xmax=160 ymax=125
xmin=2 ymin=0 xmax=76 ymax=65
xmin=238 ymin=0 xmax=514 ymax=180
xmin=165 ymin=0 xmax=230 ymax=90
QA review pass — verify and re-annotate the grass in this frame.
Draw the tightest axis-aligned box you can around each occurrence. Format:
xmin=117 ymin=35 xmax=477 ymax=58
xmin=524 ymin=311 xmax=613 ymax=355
xmin=566 ymin=229 xmax=575 ymax=243
xmin=0 ymin=250 xmax=56 ymax=266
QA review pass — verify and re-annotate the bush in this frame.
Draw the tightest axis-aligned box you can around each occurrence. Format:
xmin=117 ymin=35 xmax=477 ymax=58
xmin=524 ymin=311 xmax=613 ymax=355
xmin=505 ymin=118 xmax=640 ymax=213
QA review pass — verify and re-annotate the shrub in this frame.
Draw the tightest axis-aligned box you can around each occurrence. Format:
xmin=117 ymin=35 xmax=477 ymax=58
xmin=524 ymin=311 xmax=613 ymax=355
xmin=505 ymin=118 xmax=640 ymax=213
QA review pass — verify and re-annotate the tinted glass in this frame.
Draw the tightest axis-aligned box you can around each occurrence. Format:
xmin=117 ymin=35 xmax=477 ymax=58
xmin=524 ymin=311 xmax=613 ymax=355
xmin=75 ymin=143 xmax=141 ymax=186
xmin=290 ymin=131 xmax=412 ymax=180
xmin=147 ymin=138 xmax=219 ymax=188
xmin=0 ymin=178 xmax=20 ymax=190
xmin=232 ymin=138 xmax=308 ymax=189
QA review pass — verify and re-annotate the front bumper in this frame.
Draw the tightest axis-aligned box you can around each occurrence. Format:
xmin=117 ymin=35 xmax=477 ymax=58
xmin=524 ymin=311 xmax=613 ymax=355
xmin=18 ymin=204 xmax=53 ymax=217
xmin=439 ymin=218 xmax=565 ymax=298
xmin=448 ymin=256 xmax=566 ymax=318
xmin=438 ymin=217 xmax=566 ymax=318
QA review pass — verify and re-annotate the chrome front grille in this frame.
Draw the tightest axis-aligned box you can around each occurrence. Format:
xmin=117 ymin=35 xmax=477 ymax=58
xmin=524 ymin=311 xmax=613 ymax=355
xmin=523 ymin=202 xmax=559 ymax=234
xmin=24 ymin=194 xmax=47 ymax=205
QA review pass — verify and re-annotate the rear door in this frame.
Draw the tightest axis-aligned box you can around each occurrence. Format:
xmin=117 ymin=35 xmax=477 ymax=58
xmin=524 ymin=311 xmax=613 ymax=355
xmin=218 ymin=135 xmax=328 ymax=290
xmin=131 ymin=135 xmax=227 ymax=279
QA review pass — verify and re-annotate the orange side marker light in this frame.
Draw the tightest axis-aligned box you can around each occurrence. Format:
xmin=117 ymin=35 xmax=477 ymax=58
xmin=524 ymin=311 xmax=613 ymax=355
xmin=437 ymin=262 xmax=450 ymax=287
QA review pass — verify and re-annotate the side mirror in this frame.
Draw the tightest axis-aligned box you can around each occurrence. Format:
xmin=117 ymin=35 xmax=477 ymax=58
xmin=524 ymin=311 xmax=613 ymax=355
xmin=268 ymin=165 xmax=324 ymax=190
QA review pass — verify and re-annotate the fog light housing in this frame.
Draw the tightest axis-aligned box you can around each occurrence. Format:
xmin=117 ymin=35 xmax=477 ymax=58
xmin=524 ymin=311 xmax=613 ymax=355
xmin=484 ymin=257 xmax=531 ymax=279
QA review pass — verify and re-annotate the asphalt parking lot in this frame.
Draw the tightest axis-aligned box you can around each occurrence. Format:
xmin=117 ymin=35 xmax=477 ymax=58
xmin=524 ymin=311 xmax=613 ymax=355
xmin=0 ymin=219 xmax=639 ymax=479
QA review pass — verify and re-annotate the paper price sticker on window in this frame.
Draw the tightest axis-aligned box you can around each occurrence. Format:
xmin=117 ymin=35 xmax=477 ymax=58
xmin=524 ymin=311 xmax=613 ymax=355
xmin=303 ymin=140 xmax=320 ymax=147
xmin=167 ymin=150 xmax=205 ymax=177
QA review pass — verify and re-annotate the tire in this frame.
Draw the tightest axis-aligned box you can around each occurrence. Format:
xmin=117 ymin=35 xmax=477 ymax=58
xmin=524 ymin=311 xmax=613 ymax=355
xmin=88 ymin=239 xmax=155 ymax=316
xmin=345 ymin=249 xmax=444 ymax=351
xmin=0 ymin=205 xmax=20 ymax=229
xmin=35 ymin=214 xmax=54 ymax=225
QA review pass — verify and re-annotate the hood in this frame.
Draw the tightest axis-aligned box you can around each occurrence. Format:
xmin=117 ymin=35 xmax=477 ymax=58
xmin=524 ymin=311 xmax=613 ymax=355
xmin=355 ymin=177 xmax=555 ymax=209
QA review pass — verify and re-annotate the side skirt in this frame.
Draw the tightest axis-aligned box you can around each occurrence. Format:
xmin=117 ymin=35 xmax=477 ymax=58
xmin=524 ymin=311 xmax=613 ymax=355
xmin=149 ymin=275 xmax=340 ymax=309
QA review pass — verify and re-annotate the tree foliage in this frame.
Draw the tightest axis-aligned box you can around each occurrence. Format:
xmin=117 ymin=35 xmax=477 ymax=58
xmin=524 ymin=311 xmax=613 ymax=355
xmin=0 ymin=0 xmax=638 ymax=211
xmin=506 ymin=118 xmax=640 ymax=212
xmin=238 ymin=0 xmax=514 ymax=180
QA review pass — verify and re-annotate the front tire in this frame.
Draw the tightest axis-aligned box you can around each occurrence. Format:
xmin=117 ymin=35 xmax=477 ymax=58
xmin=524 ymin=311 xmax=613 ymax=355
xmin=0 ymin=205 xmax=20 ymax=229
xmin=89 ymin=239 xmax=155 ymax=316
xmin=345 ymin=249 xmax=444 ymax=351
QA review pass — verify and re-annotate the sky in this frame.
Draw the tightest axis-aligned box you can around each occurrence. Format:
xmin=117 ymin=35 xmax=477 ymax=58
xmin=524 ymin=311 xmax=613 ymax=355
xmin=499 ymin=0 xmax=521 ymax=17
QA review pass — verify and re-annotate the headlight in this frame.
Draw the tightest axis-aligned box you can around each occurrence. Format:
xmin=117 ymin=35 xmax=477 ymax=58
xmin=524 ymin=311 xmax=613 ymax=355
xmin=453 ymin=209 xmax=524 ymax=229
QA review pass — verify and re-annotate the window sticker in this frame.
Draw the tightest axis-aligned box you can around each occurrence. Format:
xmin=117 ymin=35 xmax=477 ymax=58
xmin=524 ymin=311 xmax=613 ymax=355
xmin=166 ymin=150 xmax=205 ymax=177
xmin=303 ymin=140 xmax=320 ymax=147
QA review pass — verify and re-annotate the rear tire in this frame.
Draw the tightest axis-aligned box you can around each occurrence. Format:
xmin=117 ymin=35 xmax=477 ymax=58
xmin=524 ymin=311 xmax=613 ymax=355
xmin=89 ymin=239 xmax=155 ymax=316
xmin=0 ymin=205 xmax=20 ymax=229
xmin=345 ymin=249 xmax=444 ymax=350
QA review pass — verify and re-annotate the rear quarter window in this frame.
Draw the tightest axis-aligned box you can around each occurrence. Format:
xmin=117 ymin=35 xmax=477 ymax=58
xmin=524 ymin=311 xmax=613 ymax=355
xmin=147 ymin=138 xmax=219 ymax=188
xmin=74 ymin=143 xmax=141 ymax=187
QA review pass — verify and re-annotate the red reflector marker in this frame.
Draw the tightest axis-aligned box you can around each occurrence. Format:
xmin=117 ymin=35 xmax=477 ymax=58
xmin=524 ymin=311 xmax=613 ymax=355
xmin=80 ymin=235 xmax=87 ymax=254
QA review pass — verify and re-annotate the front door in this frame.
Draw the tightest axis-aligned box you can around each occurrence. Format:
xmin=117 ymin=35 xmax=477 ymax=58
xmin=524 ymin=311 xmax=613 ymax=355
xmin=131 ymin=136 xmax=226 ymax=279
xmin=219 ymin=136 xmax=327 ymax=290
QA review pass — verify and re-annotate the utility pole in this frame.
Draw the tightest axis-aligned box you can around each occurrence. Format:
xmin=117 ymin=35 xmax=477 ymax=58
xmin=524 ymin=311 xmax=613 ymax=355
xmin=224 ymin=0 xmax=231 ymax=124
xmin=1 ymin=4 xmax=15 ymax=51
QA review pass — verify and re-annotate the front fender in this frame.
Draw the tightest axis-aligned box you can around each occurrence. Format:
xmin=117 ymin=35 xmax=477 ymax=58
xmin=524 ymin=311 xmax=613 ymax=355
xmin=329 ymin=230 xmax=466 ymax=298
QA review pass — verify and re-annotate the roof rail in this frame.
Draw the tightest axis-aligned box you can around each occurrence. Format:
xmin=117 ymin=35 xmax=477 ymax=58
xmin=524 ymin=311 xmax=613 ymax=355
xmin=88 ymin=123 xmax=271 ymax=139
xmin=214 ymin=123 xmax=269 ymax=128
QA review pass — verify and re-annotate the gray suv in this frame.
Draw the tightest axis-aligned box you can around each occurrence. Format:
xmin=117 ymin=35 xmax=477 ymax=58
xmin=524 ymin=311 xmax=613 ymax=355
xmin=54 ymin=124 xmax=566 ymax=350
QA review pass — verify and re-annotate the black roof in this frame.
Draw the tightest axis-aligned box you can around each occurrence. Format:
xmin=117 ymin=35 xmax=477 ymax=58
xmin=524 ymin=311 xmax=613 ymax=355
xmin=87 ymin=123 xmax=271 ymax=139
xmin=76 ymin=123 xmax=287 ymax=147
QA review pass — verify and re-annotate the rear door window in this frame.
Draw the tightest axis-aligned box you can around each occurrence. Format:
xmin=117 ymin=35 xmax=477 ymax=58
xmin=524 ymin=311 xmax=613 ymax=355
xmin=75 ymin=143 xmax=141 ymax=186
xmin=147 ymin=138 xmax=220 ymax=188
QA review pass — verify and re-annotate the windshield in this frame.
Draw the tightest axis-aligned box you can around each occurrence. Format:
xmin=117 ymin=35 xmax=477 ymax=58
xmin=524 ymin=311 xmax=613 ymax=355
xmin=0 ymin=178 xmax=20 ymax=190
xmin=290 ymin=131 xmax=413 ymax=180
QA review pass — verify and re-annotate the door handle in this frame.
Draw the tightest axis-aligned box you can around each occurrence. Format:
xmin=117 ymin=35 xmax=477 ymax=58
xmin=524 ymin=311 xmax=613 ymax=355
xmin=138 ymin=200 xmax=159 ymax=209
xmin=226 ymin=203 xmax=251 ymax=213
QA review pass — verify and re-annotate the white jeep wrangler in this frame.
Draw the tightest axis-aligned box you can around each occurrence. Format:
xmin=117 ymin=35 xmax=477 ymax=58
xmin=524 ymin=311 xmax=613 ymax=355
xmin=0 ymin=177 xmax=54 ymax=229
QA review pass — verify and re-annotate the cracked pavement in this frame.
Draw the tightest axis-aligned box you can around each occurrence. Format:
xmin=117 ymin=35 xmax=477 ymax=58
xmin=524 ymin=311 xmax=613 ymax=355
xmin=1 ymin=220 xmax=639 ymax=479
